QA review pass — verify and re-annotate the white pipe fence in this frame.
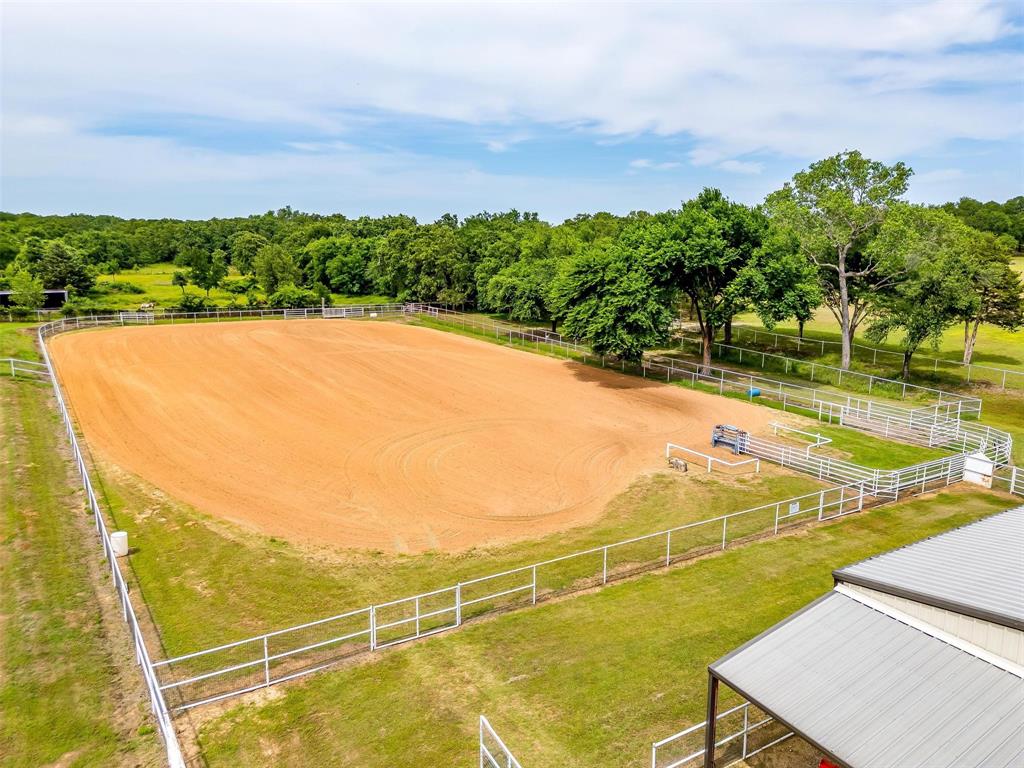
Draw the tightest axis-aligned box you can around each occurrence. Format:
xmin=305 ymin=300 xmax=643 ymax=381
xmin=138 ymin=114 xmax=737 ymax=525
xmin=676 ymin=334 xmax=984 ymax=410
xmin=31 ymin=328 xmax=187 ymax=767
xmin=2 ymin=357 xmax=50 ymax=378
xmin=993 ymin=466 xmax=1024 ymax=497
xmin=480 ymin=716 xmax=524 ymax=768
xmin=664 ymin=443 xmax=760 ymax=474
xmin=651 ymin=699 xmax=792 ymax=768
xmin=150 ymin=482 xmax=877 ymax=711
xmin=721 ymin=326 xmax=1024 ymax=392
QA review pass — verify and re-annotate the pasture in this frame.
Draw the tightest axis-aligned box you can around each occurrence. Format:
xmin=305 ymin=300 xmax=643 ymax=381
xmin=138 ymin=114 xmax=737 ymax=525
xmin=7 ymin=309 xmax=1020 ymax=766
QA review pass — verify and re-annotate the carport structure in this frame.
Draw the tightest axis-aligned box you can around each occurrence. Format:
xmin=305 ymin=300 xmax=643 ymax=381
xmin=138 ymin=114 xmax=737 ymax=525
xmin=703 ymin=505 xmax=1024 ymax=768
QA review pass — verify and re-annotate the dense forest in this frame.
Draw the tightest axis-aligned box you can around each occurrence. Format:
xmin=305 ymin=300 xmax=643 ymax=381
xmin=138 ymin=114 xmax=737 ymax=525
xmin=2 ymin=151 xmax=1022 ymax=374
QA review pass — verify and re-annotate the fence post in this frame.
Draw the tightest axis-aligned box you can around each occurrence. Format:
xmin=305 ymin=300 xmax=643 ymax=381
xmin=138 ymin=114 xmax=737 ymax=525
xmin=721 ymin=518 xmax=728 ymax=549
xmin=665 ymin=531 xmax=671 ymax=566
xmin=369 ymin=606 xmax=377 ymax=651
xmin=602 ymin=547 xmax=608 ymax=584
xmin=456 ymin=583 xmax=462 ymax=626
xmin=531 ymin=566 xmax=538 ymax=605
xmin=263 ymin=635 xmax=270 ymax=685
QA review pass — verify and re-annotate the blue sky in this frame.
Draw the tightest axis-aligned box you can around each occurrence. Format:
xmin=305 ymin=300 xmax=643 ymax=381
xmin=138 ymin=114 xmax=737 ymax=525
xmin=2 ymin=1 xmax=1022 ymax=222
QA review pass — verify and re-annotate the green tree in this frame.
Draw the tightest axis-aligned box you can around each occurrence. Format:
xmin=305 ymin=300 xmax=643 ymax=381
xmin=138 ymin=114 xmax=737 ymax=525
xmin=254 ymin=244 xmax=300 ymax=294
xmin=8 ymin=268 xmax=45 ymax=312
xmin=766 ymin=151 xmax=912 ymax=369
xmin=36 ymin=240 xmax=94 ymax=291
xmin=483 ymin=258 xmax=559 ymax=326
xmin=958 ymin=232 xmax=1024 ymax=364
xmin=199 ymin=249 xmax=228 ymax=296
xmin=865 ymin=207 xmax=975 ymax=379
xmin=172 ymin=271 xmax=190 ymax=296
xmin=738 ymin=226 xmax=822 ymax=339
xmin=229 ymin=231 xmax=269 ymax=274
xmin=550 ymin=242 xmax=674 ymax=361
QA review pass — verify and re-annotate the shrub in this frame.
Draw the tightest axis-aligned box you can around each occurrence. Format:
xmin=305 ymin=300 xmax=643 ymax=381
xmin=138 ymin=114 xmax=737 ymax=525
xmin=267 ymin=284 xmax=317 ymax=309
xmin=176 ymin=294 xmax=211 ymax=312
xmin=107 ymin=280 xmax=146 ymax=294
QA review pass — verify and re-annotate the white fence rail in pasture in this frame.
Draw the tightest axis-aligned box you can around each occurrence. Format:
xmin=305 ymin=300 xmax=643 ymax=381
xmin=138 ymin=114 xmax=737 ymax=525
xmin=2 ymin=357 xmax=50 ymax=379
xmin=651 ymin=700 xmax=792 ymax=768
xmin=993 ymin=466 xmax=1023 ymax=497
xmin=480 ymin=716 xmax=525 ymax=768
xmin=723 ymin=326 xmax=1024 ymax=392
xmin=674 ymin=335 xmax=983 ymax=415
xmin=34 ymin=325 xmax=186 ymax=767
xmin=665 ymin=443 xmax=760 ymax=474
xmin=150 ymin=482 xmax=875 ymax=711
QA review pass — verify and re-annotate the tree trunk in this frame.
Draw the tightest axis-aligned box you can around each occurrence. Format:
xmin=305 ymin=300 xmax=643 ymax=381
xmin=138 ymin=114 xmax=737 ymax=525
xmin=837 ymin=255 xmax=853 ymax=370
xmin=700 ymin=324 xmax=715 ymax=375
xmin=798 ymin=318 xmax=805 ymax=339
xmin=723 ymin=318 xmax=733 ymax=345
xmin=550 ymin=318 xmax=558 ymax=333
xmin=963 ymin=320 xmax=980 ymax=365
xmin=902 ymin=351 xmax=912 ymax=380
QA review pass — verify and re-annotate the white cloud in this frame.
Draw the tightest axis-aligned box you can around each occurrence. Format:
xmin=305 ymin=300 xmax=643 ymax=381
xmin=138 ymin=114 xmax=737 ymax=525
xmin=718 ymin=160 xmax=764 ymax=175
xmin=1 ymin=1 xmax=1021 ymax=214
xmin=629 ymin=159 xmax=681 ymax=171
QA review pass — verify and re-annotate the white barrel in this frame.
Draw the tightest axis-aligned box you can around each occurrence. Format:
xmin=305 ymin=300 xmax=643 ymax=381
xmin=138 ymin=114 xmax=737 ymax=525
xmin=111 ymin=531 xmax=129 ymax=557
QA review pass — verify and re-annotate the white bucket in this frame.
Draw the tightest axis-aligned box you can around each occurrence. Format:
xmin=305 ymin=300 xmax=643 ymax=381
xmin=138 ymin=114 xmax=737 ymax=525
xmin=111 ymin=531 xmax=129 ymax=557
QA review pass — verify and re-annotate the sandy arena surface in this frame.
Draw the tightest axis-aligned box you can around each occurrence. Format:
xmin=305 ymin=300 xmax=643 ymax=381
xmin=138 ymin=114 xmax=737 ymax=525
xmin=50 ymin=320 xmax=775 ymax=553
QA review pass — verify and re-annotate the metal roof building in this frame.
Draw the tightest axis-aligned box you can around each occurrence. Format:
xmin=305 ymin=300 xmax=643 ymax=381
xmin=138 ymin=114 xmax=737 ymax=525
xmin=702 ymin=506 xmax=1024 ymax=768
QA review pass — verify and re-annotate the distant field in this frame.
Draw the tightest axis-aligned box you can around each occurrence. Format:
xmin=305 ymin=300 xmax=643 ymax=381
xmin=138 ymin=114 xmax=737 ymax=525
xmin=731 ymin=306 xmax=1024 ymax=374
xmin=89 ymin=261 xmax=392 ymax=311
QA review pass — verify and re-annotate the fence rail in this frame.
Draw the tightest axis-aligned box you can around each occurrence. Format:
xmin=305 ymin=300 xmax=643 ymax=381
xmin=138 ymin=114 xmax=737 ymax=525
xmin=723 ymin=325 xmax=1024 ymax=391
xmin=33 ymin=327 xmax=186 ymax=767
xmin=676 ymin=334 xmax=983 ymax=411
xmin=2 ymin=357 xmax=50 ymax=378
xmin=665 ymin=443 xmax=760 ymax=474
xmin=150 ymin=481 xmax=879 ymax=711
xmin=480 ymin=715 xmax=524 ymax=768
xmin=651 ymin=699 xmax=792 ymax=768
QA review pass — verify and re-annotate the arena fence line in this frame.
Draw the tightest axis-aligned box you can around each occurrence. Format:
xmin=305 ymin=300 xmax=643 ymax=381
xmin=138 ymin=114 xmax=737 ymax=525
xmin=31 ymin=328 xmax=187 ymax=768
xmin=675 ymin=334 xmax=987 ymax=408
xmin=151 ymin=481 xmax=895 ymax=711
xmin=722 ymin=325 xmax=1024 ymax=392
xmin=480 ymin=715 xmax=524 ymax=768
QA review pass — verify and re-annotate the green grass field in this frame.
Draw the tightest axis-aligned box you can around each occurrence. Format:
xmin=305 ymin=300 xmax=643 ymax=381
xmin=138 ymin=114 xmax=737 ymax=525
xmin=0 ymin=378 xmax=160 ymax=767
xmin=196 ymin=487 xmax=1013 ymax=767
xmin=88 ymin=262 xmax=393 ymax=311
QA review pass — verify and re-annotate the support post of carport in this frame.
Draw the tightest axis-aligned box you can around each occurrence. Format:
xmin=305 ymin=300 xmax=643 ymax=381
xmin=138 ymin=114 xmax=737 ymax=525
xmin=703 ymin=671 xmax=719 ymax=768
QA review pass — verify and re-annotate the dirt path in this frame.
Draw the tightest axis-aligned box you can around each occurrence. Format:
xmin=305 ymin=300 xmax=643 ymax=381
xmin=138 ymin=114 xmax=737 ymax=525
xmin=50 ymin=320 xmax=775 ymax=553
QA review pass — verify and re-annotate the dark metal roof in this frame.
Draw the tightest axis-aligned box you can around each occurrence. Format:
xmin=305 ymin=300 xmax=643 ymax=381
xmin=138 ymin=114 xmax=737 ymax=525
xmin=711 ymin=591 xmax=1024 ymax=768
xmin=833 ymin=506 xmax=1024 ymax=630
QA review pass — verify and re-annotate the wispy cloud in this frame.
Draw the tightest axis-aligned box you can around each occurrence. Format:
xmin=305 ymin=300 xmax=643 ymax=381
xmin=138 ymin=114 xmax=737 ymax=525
xmin=2 ymin=1 xmax=1021 ymax=216
xmin=629 ymin=158 xmax=682 ymax=171
xmin=718 ymin=160 xmax=764 ymax=175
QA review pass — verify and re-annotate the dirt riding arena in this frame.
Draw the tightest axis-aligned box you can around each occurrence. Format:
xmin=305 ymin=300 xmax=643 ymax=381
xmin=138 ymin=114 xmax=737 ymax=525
xmin=50 ymin=320 xmax=775 ymax=553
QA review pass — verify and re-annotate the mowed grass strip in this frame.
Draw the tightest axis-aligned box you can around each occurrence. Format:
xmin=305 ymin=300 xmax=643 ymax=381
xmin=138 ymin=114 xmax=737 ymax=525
xmin=195 ymin=487 xmax=1014 ymax=768
xmin=0 ymin=379 xmax=159 ymax=766
xmin=94 ymin=462 xmax=823 ymax=657
xmin=0 ymin=322 xmax=41 ymax=361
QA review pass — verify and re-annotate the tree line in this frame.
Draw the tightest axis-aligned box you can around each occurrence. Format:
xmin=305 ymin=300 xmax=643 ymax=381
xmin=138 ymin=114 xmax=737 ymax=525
xmin=1 ymin=151 xmax=1021 ymax=375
